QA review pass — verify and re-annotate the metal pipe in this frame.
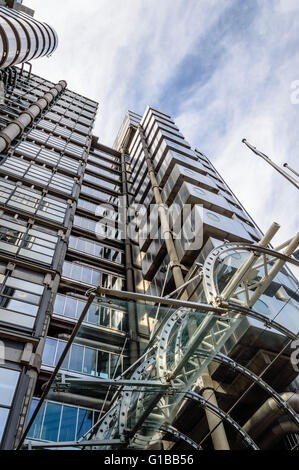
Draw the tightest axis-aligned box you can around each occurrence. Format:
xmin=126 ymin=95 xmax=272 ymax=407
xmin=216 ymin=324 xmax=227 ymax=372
xmin=242 ymin=139 xmax=299 ymax=190
xmin=23 ymin=439 xmax=123 ymax=449
xmin=46 ymin=392 xmax=109 ymax=411
xmin=202 ymin=371 xmax=230 ymax=450
xmin=248 ymin=232 xmax=299 ymax=307
xmin=120 ymin=149 xmax=139 ymax=365
xmin=242 ymin=393 xmax=299 ymax=441
xmin=260 ymin=420 xmax=299 ymax=449
xmin=0 ymin=79 xmax=67 ymax=153
xmin=221 ymin=222 xmax=281 ymax=302
xmin=283 ymin=163 xmax=299 ymax=179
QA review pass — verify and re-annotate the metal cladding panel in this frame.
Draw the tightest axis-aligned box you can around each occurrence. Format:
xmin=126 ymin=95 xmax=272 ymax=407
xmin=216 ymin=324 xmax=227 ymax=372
xmin=179 ymin=180 xmax=234 ymax=217
xmin=0 ymin=15 xmax=17 ymax=67
xmin=161 ymin=163 xmax=219 ymax=204
xmin=0 ymin=6 xmax=58 ymax=68
xmin=156 ymin=149 xmax=209 ymax=186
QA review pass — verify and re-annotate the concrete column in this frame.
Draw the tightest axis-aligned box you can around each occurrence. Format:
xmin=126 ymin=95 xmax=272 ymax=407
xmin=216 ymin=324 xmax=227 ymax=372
xmin=201 ymin=371 xmax=230 ymax=450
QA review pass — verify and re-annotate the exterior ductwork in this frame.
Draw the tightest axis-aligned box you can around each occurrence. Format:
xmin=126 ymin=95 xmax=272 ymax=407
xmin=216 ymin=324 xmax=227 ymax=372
xmin=260 ymin=421 xmax=299 ymax=449
xmin=0 ymin=79 xmax=67 ymax=152
xmin=0 ymin=6 xmax=58 ymax=68
xmin=242 ymin=393 xmax=299 ymax=442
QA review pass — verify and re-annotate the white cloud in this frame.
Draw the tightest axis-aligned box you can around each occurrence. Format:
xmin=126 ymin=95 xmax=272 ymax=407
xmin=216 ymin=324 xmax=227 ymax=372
xmin=175 ymin=2 xmax=299 ymax=246
xmin=275 ymin=0 xmax=299 ymax=13
xmin=26 ymin=0 xmax=233 ymax=144
xmin=25 ymin=0 xmax=298 ymax=247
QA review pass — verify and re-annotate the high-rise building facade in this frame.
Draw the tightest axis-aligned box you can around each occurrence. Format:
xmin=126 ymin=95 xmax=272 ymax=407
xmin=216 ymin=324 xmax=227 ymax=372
xmin=0 ymin=31 xmax=298 ymax=451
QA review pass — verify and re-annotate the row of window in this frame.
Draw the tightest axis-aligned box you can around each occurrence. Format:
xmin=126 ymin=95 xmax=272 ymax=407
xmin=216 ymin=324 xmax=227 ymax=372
xmin=42 ymin=337 xmax=127 ymax=379
xmin=36 ymin=119 xmax=89 ymax=146
xmin=69 ymin=236 xmax=124 ymax=264
xmin=0 ymin=216 xmax=58 ymax=266
xmin=63 ymin=89 xmax=98 ymax=108
xmin=44 ymin=111 xmax=91 ymax=136
xmin=74 ymin=215 xmax=123 ymax=241
xmin=77 ymin=198 xmax=100 ymax=215
xmin=88 ymin=153 xmax=120 ymax=171
xmin=55 ymin=99 xmax=95 ymax=120
xmin=0 ymin=368 xmax=20 ymax=444
xmin=80 ymin=184 xmax=119 ymax=205
xmin=62 ymin=262 xmax=125 ymax=289
xmin=27 ymin=399 xmax=99 ymax=443
xmin=0 ymin=156 xmax=75 ymax=196
xmin=50 ymin=105 xmax=94 ymax=128
xmin=86 ymin=163 xmax=120 ymax=181
xmin=26 ymin=129 xmax=86 ymax=158
xmin=14 ymin=141 xmax=81 ymax=175
xmin=0 ymin=273 xmax=45 ymax=329
xmin=0 ymin=179 xmax=68 ymax=224
xmin=83 ymin=173 xmax=120 ymax=193
xmin=53 ymin=294 xmax=127 ymax=332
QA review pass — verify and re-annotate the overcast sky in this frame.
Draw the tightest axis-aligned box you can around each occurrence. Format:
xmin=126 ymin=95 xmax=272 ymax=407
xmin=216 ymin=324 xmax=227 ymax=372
xmin=26 ymin=0 xmax=299 ymax=247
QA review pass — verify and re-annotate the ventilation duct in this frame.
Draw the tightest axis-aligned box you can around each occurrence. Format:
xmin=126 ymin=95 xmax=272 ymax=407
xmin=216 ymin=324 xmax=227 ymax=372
xmin=0 ymin=6 xmax=58 ymax=68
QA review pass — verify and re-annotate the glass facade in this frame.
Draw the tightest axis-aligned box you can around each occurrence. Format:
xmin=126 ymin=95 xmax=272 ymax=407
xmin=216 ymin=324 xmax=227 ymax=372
xmin=62 ymin=262 xmax=125 ymax=290
xmin=0 ymin=368 xmax=20 ymax=444
xmin=42 ymin=337 xmax=125 ymax=378
xmin=27 ymin=399 xmax=97 ymax=443
xmin=53 ymin=294 xmax=127 ymax=331
xmin=0 ymin=275 xmax=45 ymax=329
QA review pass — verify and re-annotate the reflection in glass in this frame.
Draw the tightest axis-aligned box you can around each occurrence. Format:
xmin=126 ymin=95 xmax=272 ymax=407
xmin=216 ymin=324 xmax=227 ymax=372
xmin=41 ymin=402 xmax=61 ymax=442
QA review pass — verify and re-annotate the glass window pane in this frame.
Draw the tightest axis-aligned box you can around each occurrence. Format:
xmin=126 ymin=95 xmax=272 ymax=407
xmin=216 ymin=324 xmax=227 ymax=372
xmin=0 ymin=408 xmax=9 ymax=443
xmin=59 ymin=406 xmax=77 ymax=442
xmin=83 ymin=348 xmax=97 ymax=376
xmin=110 ymin=354 xmax=121 ymax=379
xmin=64 ymin=297 xmax=77 ymax=319
xmin=54 ymin=341 xmax=66 ymax=367
xmin=100 ymin=306 xmax=110 ymax=328
xmin=53 ymin=294 xmax=65 ymax=315
xmin=87 ymin=303 xmax=99 ymax=325
xmin=77 ymin=300 xmax=86 ymax=319
xmin=0 ymin=368 xmax=19 ymax=407
xmin=42 ymin=339 xmax=57 ymax=367
xmin=96 ymin=351 xmax=109 ymax=378
xmin=76 ymin=409 xmax=93 ymax=440
xmin=41 ymin=402 xmax=61 ymax=442
xmin=69 ymin=345 xmax=83 ymax=373
xmin=27 ymin=400 xmax=45 ymax=440
xmin=111 ymin=309 xmax=124 ymax=331
xmin=61 ymin=350 xmax=70 ymax=370
xmin=1 ymin=298 xmax=38 ymax=316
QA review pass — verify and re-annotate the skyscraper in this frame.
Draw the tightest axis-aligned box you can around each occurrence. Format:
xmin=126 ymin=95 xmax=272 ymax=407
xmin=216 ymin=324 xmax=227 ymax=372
xmin=0 ymin=13 xmax=298 ymax=452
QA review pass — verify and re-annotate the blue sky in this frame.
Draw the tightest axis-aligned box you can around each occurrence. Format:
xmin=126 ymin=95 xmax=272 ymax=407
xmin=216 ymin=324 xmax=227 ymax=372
xmin=26 ymin=0 xmax=299 ymax=247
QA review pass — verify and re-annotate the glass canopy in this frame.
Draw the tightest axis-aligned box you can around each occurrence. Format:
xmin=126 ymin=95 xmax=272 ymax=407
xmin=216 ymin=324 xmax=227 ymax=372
xmin=22 ymin=294 xmax=241 ymax=449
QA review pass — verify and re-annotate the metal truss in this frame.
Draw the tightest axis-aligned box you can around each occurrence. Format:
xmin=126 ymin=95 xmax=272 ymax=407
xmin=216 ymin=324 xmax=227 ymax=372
xmin=202 ymin=240 xmax=299 ymax=309
xmin=184 ymin=391 xmax=259 ymax=450
xmin=159 ymin=424 xmax=203 ymax=450
xmin=196 ymin=350 xmax=299 ymax=429
xmin=21 ymin=232 xmax=299 ymax=451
